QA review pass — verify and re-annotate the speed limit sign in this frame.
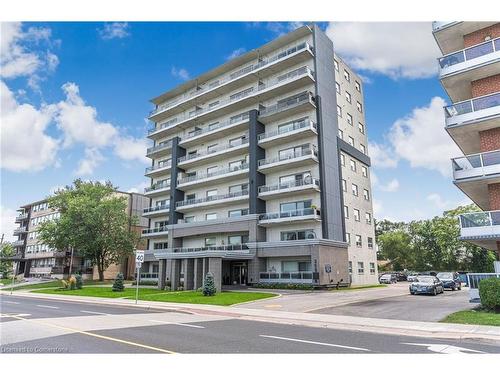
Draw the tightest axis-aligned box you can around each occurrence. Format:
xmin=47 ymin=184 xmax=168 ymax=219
xmin=135 ymin=250 xmax=145 ymax=267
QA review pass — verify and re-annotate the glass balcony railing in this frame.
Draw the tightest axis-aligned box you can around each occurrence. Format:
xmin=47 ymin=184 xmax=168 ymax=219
xmin=259 ymin=271 xmax=313 ymax=281
xmin=13 ymin=240 xmax=25 ymax=247
xmin=176 ymin=190 xmax=249 ymax=208
xmin=258 ymin=146 xmax=318 ymax=167
xmin=445 ymin=92 xmax=500 ymax=118
xmin=142 ymin=226 xmax=169 ymax=235
xmin=258 ymin=118 xmax=317 ymax=141
xmin=144 ymin=181 xmax=170 ymax=193
xmin=438 ymin=37 xmax=500 ymax=70
xmin=259 ymin=208 xmax=320 ymax=221
xmin=145 ymin=161 xmax=172 ymax=174
xmin=143 ymin=204 xmax=170 ymax=214
xmin=146 ymin=140 xmax=173 ymax=155
xmin=13 ymin=226 xmax=27 ymax=234
xmin=15 ymin=213 xmax=28 ymax=221
xmin=178 ymin=138 xmax=249 ymax=163
xmin=452 ymin=150 xmax=500 ymax=178
xmin=148 ymin=42 xmax=313 ymax=117
xmin=183 ymin=112 xmax=250 ymax=141
xmin=258 ymin=177 xmax=320 ymax=194
xmin=178 ymin=162 xmax=249 ymax=185
xmin=171 ymin=244 xmax=249 ymax=253
xmin=259 ymin=91 xmax=315 ymax=118
xmin=459 ymin=211 xmax=500 ymax=229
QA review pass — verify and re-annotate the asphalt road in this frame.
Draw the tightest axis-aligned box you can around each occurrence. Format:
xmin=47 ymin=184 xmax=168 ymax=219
xmin=1 ymin=294 xmax=498 ymax=354
xmin=311 ymin=287 xmax=477 ymax=322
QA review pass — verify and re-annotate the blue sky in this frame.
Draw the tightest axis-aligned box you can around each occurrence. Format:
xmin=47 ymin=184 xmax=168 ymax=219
xmin=1 ymin=21 xmax=470 ymax=240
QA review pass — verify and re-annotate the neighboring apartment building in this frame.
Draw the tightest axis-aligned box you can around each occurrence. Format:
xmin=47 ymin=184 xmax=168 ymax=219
xmin=433 ymin=22 xmax=500 ymax=259
xmin=141 ymin=24 xmax=378 ymax=290
xmin=12 ymin=192 xmax=149 ymax=279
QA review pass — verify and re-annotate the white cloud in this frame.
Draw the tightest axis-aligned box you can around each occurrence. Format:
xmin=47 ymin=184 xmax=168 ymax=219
xmin=326 ymin=22 xmax=440 ymax=79
xmin=372 ymin=199 xmax=383 ymax=218
xmin=98 ymin=22 xmax=130 ymax=40
xmin=251 ymin=22 xmax=305 ymax=37
xmin=74 ymin=148 xmax=104 ymax=176
xmin=368 ymin=142 xmax=398 ymax=168
xmin=171 ymin=66 xmax=190 ymax=81
xmin=113 ymin=136 xmax=149 ymax=164
xmin=379 ymin=179 xmax=400 ymax=192
xmin=0 ymin=206 xmax=18 ymax=242
xmin=0 ymin=80 xmax=59 ymax=172
xmin=227 ymin=47 xmax=246 ymax=60
xmin=127 ymin=181 xmax=150 ymax=194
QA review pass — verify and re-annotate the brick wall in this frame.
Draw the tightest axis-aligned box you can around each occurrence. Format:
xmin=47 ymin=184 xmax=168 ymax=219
xmin=488 ymin=183 xmax=500 ymax=211
xmin=464 ymin=23 xmax=500 ymax=47
xmin=471 ymin=74 xmax=500 ymax=98
xmin=479 ymin=128 xmax=500 ymax=152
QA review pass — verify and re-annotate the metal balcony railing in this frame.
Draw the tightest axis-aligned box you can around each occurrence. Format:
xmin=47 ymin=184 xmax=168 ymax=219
xmin=258 ymin=177 xmax=320 ymax=194
xmin=142 ymin=226 xmax=169 ymax=235
xmin=148 ymin=42 xmax=313 ymax=117
xmin=176 ymin=190 xmax=248 ymax=208
xmin=178 ymin=162 xmax=249 ymax=185
xmin=12 ymin=240 xmax=25 ymax=247
xmin=445 ymin=91 xmax=500 ymax=118
xmin=143 ymin=204 xmax=170 ymax=214
xmin=259 ymin=91 xmax=315 ymax=117
xmin=16 ymin=213 xmax=28 ymax=221
xmin=145 ymin=161 xmax=172 ymax=174
xmin=146 ymin=140 xmax=173 ymax=155
xmin=178 ymin=138 xmax=249 ymax=163
xmin=258 ymin=146 xmax=318 ymax=167
xmin=259 ymin=271 xmax=313 ymax=280
xmin=183 ymin=112 xmax=250 ymax=140
xmin=259 ymin=208 xmax=320 ymax=221
xmin=459 ymin=211 xmax=500 ymax=229
xmin=452 ymin=149 xmax=500 ymax=177
xmin=258 ymin=118 xmax=316 ymax=141
xmin=171 ymin=244 xmax=249 ymax=253
xmin=13 ymin=226 xmax=27 ymax=234
xmin=438 ymin=37 xmax=500 ymax=69
xmin=144 ymin=181 xmax=170 ymax=193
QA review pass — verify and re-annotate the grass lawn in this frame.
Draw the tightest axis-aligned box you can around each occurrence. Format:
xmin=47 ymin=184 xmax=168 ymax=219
xmin=329 ymin=284 xmax=387 ymax=292
xmin=11 ymin=280 xmax=112 ymax=290
xmin=31 ymin=287 xmax=276 ymax=306
xmin=0 ymin=278 xmax=14 ymax=286
xmin=441 ymin=309 xmax=500 ymax=327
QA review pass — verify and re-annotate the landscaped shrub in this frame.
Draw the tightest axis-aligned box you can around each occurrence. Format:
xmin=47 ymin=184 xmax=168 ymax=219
xmin=75 ymin=274 xmax=83 ymax=289
xmin=68 ymin=275 xmax=77 ymax=290
xmin=112 ymin=273 xmax=125 ymax=292
xmin=479 ymin=278 xmax=500 ymax=311
xmin=251 ymin=283 xmax=314 ymax=290
xmin=202 ymin=272 xmax=216 ymax=296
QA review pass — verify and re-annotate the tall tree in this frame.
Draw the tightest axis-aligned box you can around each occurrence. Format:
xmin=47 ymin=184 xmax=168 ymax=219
xmin=0 ymin=243 xmax=15 ymax=277
xmin=39 ymin=179 xmax=140 ymax=281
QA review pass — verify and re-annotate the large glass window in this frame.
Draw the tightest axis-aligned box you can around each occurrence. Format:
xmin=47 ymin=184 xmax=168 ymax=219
xmin=280 ymin=200 xmax=311 ymax=213
xmin=228 ymin=209 xmax=248 ymax=217
xmin=206 ymin=213 xmax=217 ymax=220
xmin=280 ymin=229 xmax=315 ymax=241
xmin=358 ymin=261 xmax=364 ymax=274
xmin=278 ymin=144 xmax=308 ymax=161
xmin=205 ymin=237 xmax=216 ymax=247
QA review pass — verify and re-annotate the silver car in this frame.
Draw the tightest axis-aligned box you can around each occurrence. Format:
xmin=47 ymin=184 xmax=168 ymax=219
xmin=409 ymin=276 xmax=444 ymax=296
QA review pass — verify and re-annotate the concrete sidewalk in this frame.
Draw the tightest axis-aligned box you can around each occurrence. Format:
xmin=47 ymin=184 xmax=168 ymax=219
xmin=3 ymin=289 xmax=499 ymax=343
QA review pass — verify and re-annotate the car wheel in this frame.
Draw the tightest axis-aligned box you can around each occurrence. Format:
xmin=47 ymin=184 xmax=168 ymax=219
xmin=458 ymin=285 xmax=461 ymax=290
xmin=410 ymin=291 xmax=415 ymax=295
xmin=451 ymin=286 xmax=455 ymax=291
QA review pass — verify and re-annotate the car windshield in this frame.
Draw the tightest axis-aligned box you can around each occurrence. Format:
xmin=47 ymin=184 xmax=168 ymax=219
xmin=416 ymin=276 xmax=434 ymax=283
xmin=437 ymin=272 xmax=452 ymax=279
xmin=381 ymin=275 xmax=390 ymax=279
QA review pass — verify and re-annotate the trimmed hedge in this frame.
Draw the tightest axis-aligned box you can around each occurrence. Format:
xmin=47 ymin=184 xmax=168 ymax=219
xmin=131 ymin=280 xmax=158 ymax=286
xmin=479 ymin=278 xmax=500 ymax=311
xmin=251 ymin=283 xmax=314 ymax=290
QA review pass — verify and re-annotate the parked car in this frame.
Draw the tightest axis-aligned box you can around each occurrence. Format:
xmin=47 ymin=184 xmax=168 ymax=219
xmin=379 ymin=273 xmax=397 ymax=284
xmin=407 ymin=273 xmax=418 ymax=282
xmin=436 ymin=272 xmax=462 ymax=291
xmin=395 ymin=272 xmax=407 ymax=281
xmin=409 ymin=276 xmax=444 ymax=295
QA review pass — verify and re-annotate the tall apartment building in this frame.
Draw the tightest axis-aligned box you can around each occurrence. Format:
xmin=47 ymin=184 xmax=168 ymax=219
xmin=433 ymin=22 xmax=500 ymax=260
xmin=12 ymin=192 xmax=149 ymax=279
xmin=141 ymin=24 xmax=378 ymax=290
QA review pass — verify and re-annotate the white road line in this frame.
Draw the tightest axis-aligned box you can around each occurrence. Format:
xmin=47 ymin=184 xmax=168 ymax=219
xmin=36 ymin=304 xmax=59 ymax=309
xmin=149 ymin=320 xmax=205 ymax=329
xmin=260 ymin=335 xmax=370 ymax=352
xmin=80 ymin=310 xmax=111 ymax=316
xmin=402 ymin=343 xmax=485 ymax=354
xmin=2 ymin=301 xmax=20 ymax=304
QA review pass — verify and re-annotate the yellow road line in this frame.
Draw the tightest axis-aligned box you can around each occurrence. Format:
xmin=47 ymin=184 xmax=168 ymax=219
xmin=2 ymin=313 xmax=177 ymax=354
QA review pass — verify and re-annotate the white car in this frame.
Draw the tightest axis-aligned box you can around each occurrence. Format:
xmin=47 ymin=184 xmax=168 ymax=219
xmin=407 ymin=274 xmax=418 ymax=282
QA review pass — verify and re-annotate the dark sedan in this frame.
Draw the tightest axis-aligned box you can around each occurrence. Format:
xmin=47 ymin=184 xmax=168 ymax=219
xmin=436 ymin=272 xmax=462 ymax=291
xmin=409 ymin=276 xmax=444 ymax=296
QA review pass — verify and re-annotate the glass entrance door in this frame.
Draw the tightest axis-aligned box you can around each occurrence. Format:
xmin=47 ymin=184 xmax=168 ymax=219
xmin=232 ymin=263 xmax=247 ymax=285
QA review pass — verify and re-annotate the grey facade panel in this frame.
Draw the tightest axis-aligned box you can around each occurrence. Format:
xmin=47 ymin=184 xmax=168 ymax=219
xmin=249 ymin=109 xmax=266 ymax=214
xmin=169 ymin=136 xmax=185 ymax=225
xmin=337 ymin=138 xmax=371 ymax=166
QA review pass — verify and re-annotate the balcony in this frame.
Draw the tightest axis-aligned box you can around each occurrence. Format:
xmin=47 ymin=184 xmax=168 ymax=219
xmin=29 ymin=266 xmax=54 ymax=274
xmin=143 ymin=204 xmax=170 ymax=218
xmin=145 ymin=161 xmax=172 ymax=178
xmin=144 ymin=181 xmax=171 ymax=197
xmin=15 ymin=213 xmax=28 ymax=222
xmin=259 ymin=271 xmax=313 ymax=284
xmin=258 ymin=118 xmax=317 ymax=147
xmin=433 ymin=22 xmax=498 ymax=55
xmin=146 ymin=140 xmax=173 ymax=158
xmin=178 ymin=138 xmax=249 ymax=168
xmin=140 ymin=273 xmax=159 ymax=280
xmin=258 ymin=178 xmax=320 ymax=200
xmin=459 ymin=210 xmax=500 ymax=250
xmin=148 ymin=42 xmax=314 ymax=122
xmin=142 ymin=226 xmax=169 ymax=238
xmin=445 ymin=92 xmax=500 ymax=154
xmin=439 ymin=38 xmax=500 ymax=102
xmin=176 ymin=190 xmax=249 ymax=212
xmin=24 ymin=251 xmax=66 ymax=259
xmin=147 ymin=66 xmax=315 ymax=139
xmin=177 ymin=163 xmax=249 ymax=189
xmin=13 ymin=226 xmax=28 ymax=236
xmin=154 ymin=244 xmax=252 ymax=259
xmin=258 ymin=91 xmax=316 ymax=124
xmin=259 ymin=208 xmax=321 ymax=226
xmin=452 ymin=150 xmax=500 ymax=209
xmin=258 ymin=146 xmax=318 ymax=173
xmin=12 ymin=240 xmax=25 ymax=247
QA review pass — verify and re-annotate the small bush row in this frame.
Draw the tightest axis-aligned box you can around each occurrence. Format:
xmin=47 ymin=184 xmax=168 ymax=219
xmin=251 ymin=282 xmax=314 ymax=290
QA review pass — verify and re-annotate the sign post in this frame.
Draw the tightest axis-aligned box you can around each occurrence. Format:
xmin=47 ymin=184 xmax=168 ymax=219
xmin=10 ymin=261 xmax=18 ymax=295
xmin=134 ymin=250 xmax=144 ymax=304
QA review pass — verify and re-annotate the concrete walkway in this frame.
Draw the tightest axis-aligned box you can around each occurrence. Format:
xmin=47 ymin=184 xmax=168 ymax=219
xmin=2 ymin=289 xmax=499 ymax=343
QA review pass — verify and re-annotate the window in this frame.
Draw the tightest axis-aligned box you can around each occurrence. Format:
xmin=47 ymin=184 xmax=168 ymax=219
xmin=365 ymin=212 xmax=372 ymax=224
xmin=344 ymin=205 xmax=349 ymax=219
xmin=362 ymin=166 xmax=368 ymax=177
xmin=363 ymin=189 xmax=370 ymax=201
xmin=184 ymin=216 xmax=195 ymax=223
xmin=280 ymin=200 xmax=311 ymax=213
xmin=206 ymin=213 xmax=217 ymax=220
xmin=344 ymin=69 xmax=350 ymax=82
xmin=337 ymin=105 xmax=342 ymax=118
xmin=345 ymin=91 xmax=351 ymax=103
xmin=348 ymin=136 xmax=355 ymax=147
xmin=358 ymin=261 xmax=364 ymax=274
xmin=155 ymin=199 xmax=168 ymax=207
xmin=338 ymin=129 xmax=344 ymax=139
xmin=208 ymin=122 xmax=219 ymax=130
xmin=347 ymin=113 xmax=353 ymax=125
xmin=346 ymin=233 xmax=351 ymax=244
xmin=229 ymin=183 xmax=248 ymax=194
xmin=354 ymin=209 xmax=360 ymax=222
xmin=352 ymin=183 xmax=358 ymax=196
xmin=340 ymin=154 xmax=346 ymax=166
xmin=208 ymin=100 xmax=219 ymax=108
xmin=355 ymin=80 xmax=361 ymax=92
xmin=206 ymin=189 xmax=218 ymax=198
xmin=342 ymin=179 xmax=347 ymax=192
xmin=228 ymin=208 xmax=248 ymax=217
xmin=205 ymin=237 xmax=216 ymax=247
xmin=154 ymin=242 xmax=169 ymax=250
xmin=356 ymin=235 xmax=362 ymax=247
xmin=350 ymin=159 xmax=357 ymax=172
xmin=335 ymin=82 xmax=341 ymax=94
xmin=207 ymin=143 xmax=218 ymax=153
xmin=360 ymin=144 xmax=366 ymax=154
xmin=279 ymin=144 xmax=308 ymax=161
xmin=358 ymin=122 xmax=365 ymax=134
xmin=229 ymin=159 xmax=245 ymax=170
xmin=229 ymin=136 xmax=245 ymax=147
xmin=334 ymin=59 xmax=339 ymax=71
xmin=370 ymin=262 xmax=376 ymax=275
xmin=228 ymin=235 xmax=248 ymax=245
xmin=279 ymin=172 xmax=310 ymax=186
xmin=348 ymin=261 xmax=352 ymax=274
xmin=368 ymin=237 xmax=374 ymax=249
xmin=186 ymin=193 xmax=196 ymax=200
xmin=207 ymin=166 xmax=218 ymax=174
xmin=356 ymin=101 xmax=363 ymax=112
xmin=281 ymin=229 xmax=315 ymax=241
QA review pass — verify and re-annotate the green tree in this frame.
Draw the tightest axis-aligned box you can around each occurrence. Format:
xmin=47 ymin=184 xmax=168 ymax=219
xmin=38 ymin=179 xmax=140 ymax=281
xmin=112 ymin=273 xmax=125 ymax=292
xmin=377 ymin=230 xmax=414 ymax=271
xmin=202 ymin=272 xmax=216 ymax=296
xmin=0 ymin=243 xmax=15 ymax=277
